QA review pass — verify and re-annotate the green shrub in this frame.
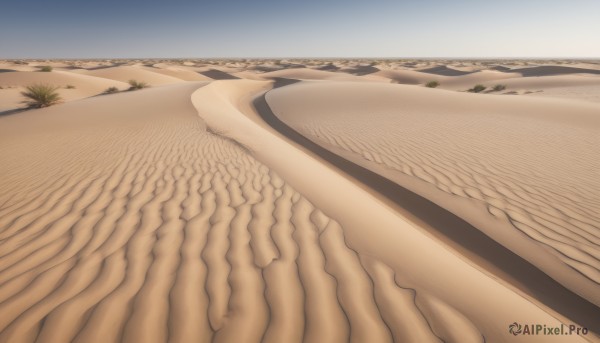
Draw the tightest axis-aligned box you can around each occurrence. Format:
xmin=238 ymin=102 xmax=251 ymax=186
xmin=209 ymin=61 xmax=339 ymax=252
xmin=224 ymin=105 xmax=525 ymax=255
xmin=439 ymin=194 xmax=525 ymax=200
xmin=40 ymin=66 xmax=53 ymax=72
xmin=468 ymin=84 xmax=487 ymax=93
xmin=21 ymin=84 xmax=62 ymax=108
xmin=65 ymin=84 xmax=76 ymax=89
xmin=425 ymin=81 xmax=440 ymax=88
xmin=128 ymin=80 xmax=148 ymax=90
xmin=492 ymin=84 xmax=506 ymax=92
xmin=104 ymin=86 xmax=119 ymax=94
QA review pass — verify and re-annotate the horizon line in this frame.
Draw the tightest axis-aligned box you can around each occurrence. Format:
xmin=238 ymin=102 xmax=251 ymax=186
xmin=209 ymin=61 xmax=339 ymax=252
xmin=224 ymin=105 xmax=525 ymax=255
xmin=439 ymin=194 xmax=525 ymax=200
xmin=2 ymin=57 xmax=600 ymax=61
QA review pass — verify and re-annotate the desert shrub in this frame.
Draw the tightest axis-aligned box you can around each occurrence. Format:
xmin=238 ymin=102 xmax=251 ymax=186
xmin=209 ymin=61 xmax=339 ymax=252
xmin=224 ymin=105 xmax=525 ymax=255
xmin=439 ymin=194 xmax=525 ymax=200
xmin=104 ymin=86 xmax=119 ymax=94
xmin=40 ymin=66 xmax=53 ymax=72
xmin=468 ymin=84 xmax=487 ymax=93
xmin=21 ymin=84 xmax=62 ymax=108
xmin=65 ymin=84 xmax=76 ymax=89
xmin=128 ymin=80 xmax=148 ymax=90
xmin=425 ymin=81 xmax=440 ymax=88
xmin=492 ymin=84 xmax=506 ymax=92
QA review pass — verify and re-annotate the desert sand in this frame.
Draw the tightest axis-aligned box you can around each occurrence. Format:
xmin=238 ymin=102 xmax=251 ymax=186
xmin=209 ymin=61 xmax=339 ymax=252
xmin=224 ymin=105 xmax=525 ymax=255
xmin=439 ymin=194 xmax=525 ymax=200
xmin=0 ymin=59 xmax=599 ymax=343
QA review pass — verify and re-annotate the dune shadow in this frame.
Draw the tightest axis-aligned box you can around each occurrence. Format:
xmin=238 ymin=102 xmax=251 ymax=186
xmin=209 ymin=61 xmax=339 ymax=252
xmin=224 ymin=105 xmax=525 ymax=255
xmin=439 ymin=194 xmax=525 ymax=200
xmin=339 ymin=64 xmax=380 ymax=76
xmin=316 ymin=63 xmax=340 ymax=71
xmin=85 ymin=63 xmax=127 ymax=70
xmin=199 ymin=69 xmax=240 ymax=80
xmin=419 ymin=65 xmax=473 ymax=76
xmin=505 ymin=65 xmax=600 ymax=77
xmin=488 ymin=65 xmax=512 ymax=72
xmin=253 ymin=80 xmax=600 ymax=334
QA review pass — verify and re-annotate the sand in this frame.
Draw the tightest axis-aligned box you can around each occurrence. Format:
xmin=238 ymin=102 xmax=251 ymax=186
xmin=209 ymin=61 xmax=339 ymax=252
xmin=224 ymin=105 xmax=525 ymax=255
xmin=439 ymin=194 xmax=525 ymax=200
xmin=0 ymin=59 xmax=599 ymax=343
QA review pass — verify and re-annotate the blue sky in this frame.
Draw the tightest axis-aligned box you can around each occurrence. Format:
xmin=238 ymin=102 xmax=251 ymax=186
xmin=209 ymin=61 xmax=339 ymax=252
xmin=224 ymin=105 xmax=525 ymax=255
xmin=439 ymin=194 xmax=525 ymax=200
xmin=1 ymin=0 xmax=599 ymax=58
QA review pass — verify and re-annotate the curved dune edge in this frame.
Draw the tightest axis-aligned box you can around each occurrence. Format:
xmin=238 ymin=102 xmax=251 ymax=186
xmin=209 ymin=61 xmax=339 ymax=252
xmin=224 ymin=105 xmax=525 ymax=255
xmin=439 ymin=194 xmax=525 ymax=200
xmin=190 ymin=80 xmax=599 ymax=342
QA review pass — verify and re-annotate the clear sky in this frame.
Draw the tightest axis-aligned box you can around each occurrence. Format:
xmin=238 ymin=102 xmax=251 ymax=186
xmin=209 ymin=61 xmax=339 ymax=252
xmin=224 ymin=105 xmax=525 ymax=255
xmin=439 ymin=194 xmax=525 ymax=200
xmin=1 ymin=0 xmax=599 ymax=58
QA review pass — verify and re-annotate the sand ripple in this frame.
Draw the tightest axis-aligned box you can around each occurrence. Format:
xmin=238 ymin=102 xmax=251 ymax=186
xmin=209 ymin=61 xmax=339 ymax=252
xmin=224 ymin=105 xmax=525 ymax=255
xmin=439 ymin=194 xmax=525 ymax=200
xmin=0 ymin=85 xmax=469 ymax=343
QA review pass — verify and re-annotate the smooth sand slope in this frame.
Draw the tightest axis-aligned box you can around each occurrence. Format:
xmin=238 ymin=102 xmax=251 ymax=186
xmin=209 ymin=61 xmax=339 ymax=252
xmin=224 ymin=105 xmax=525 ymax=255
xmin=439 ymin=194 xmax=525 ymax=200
xmin=266 ymin=81 xmax=600 ymax=308
xmin=261 ymin=68 xmax=390 ymax=83
xmin=0 ymin=59 xmax=599 ymax=343
xmin=0 ymin=71 xmax=129 ymax=112
xmin=71 ymin=65 xmax=184 ymax=85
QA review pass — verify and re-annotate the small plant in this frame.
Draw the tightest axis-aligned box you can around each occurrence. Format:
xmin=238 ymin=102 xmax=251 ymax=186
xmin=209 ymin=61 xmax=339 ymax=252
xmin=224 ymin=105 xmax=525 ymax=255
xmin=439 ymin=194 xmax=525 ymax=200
xmin=40 ymin=66 xmax=53 ymax=72
xmin=468 ymin=84 xmax=487 ymax=93
xmin=425 ymin=81 xmax=440 ymax=88
xmin=104 ymin=86 xmax=119 ymax=94
xmin=128 ymin=80 xmax=148 ymax=90
xmin=21 ymin=84 xmax=62 ymax=108
xmin=65 ymin=84 xmax=76 ymax=89
xmin=492 ymin=84 xmax=506 ymax=92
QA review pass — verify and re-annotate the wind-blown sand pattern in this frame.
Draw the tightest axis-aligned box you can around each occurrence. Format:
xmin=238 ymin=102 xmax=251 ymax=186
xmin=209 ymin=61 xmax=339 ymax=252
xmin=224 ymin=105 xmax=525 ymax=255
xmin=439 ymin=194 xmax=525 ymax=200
xmin=1 ymin=59 xmax=599 ymax=343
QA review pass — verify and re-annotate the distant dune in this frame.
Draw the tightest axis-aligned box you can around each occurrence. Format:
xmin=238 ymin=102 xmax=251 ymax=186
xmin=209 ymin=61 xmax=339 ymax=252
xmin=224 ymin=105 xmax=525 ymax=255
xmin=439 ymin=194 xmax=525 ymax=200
xmin=72 ymin=65 xmax=183 ymax=85
xmin=418 ymin=65 xmax=474 ymax=76
xmin=507 ymin=65 xmax=600 ymax=77
xmin=199 ymin=69 xmax=241 ymax=80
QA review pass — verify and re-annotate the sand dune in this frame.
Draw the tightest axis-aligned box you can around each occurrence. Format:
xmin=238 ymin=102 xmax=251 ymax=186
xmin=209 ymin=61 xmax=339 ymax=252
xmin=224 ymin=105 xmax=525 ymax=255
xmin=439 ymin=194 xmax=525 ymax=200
xmin=0 ymin=59 xmax=599 ymax=343
xmin=498 ymin=74 xmax=600 ymax=90
xmin=419 ymin=65 xmax=473 ymax=76
xmin=374 ymin=68 xmax=442 ymax=85
xmin=373 ymin=67 xmax=600 ymax=100
xmin=191 ymin=80 xmax=598 ymax=342
xmin=72 ymin=65 xmax=184 ymax=85
xmin=530 ymin=85 xmax=600 ymax=103
xmin=376 ymin=69 xmax=522 ymax=88
xmin=506 ymin=65 xmax=600 ymax=77
xmin=0 ymin=71 xmax=129 ymax=112
xmin=265 ymin=81 xmax=600 ymax=308
xmin=338 ymin=64 xmax=379 ymax=76
xmin=138 ymin=66 xmax=213 ymax=81
xmin=262 ymin=68 xmax=389 ymax=83
xmin=199 ymin=69 xmax=241 ymax=80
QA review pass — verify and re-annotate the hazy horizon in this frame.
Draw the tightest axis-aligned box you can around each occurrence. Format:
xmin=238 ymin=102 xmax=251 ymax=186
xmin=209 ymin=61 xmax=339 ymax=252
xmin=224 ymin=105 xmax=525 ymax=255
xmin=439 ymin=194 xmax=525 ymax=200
xmin=1 ymin=0 xmax=599 ymax=59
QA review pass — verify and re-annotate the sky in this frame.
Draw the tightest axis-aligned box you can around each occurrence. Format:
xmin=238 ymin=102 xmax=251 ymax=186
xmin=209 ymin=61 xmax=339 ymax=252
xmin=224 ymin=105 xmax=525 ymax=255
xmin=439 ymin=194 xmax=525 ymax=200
xmin=1 ymin=0 xmax=599 ymax=58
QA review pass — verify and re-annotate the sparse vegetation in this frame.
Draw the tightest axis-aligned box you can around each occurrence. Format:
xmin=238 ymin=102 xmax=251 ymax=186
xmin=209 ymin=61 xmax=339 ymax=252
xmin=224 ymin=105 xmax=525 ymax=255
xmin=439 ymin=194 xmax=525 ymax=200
xmin=425 ymin=81 xmax=440 ymax=88
xmin=128 ymin=80 xmax=148 ymax=90
xmin=40 ymin=66 xmax=53 ymax=72
xmin=468 ymin=84 xmax=487 ymax=93
xmin=104 ymin=86 xmax=119 ymax=94
xmin=65 ymin=84 xmax=76 ymax=89
xmin=492 ymin=84 xmax=506 ymax=92
xmin=21 ymin=84 xmax=62 ymax=108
